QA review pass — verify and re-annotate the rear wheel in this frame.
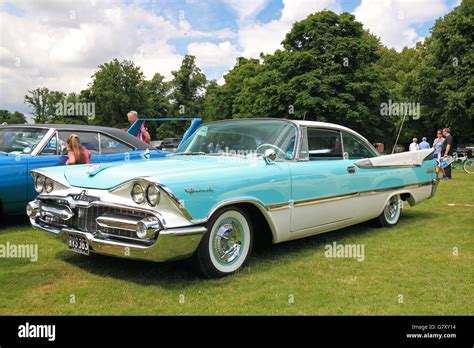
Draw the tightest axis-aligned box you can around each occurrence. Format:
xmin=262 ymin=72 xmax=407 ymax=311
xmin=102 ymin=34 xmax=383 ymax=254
xmin=378 ymin=195 xmax=402 ymax=227
xmin=464 ymin=159 xmax=474 ymax=174
xmin=193 ymin=206 xmax=253 ymax=278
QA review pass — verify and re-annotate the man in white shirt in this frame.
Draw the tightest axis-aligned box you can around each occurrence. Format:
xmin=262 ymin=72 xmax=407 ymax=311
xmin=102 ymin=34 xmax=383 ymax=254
xmin=409 ymin=138 xmax=419 ymax=152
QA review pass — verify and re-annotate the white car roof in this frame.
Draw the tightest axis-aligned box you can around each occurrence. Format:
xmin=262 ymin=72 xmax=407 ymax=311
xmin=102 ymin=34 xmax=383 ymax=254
xmin=291 ymin=120 xmax=370 ymax=143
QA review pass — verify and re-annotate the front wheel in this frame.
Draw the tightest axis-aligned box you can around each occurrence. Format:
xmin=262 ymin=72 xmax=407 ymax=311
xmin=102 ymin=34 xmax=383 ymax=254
xmin=464 ymin=159 xmax=474 ymax=174
xmin=193 ymin=206 xmax=253 ymax=278
xmin=378 ymin=195 xmax=402 ymax=227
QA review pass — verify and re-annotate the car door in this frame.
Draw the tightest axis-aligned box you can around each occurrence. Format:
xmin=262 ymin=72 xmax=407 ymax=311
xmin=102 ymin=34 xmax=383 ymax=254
xmin=289 ymin=127 xmax=361 ymax=232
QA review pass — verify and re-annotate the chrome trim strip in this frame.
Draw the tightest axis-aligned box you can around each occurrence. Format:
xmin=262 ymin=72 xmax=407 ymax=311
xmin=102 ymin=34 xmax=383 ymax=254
xmin=31 ymin=128 xmax=56 ymax=156
xmin=96 ymin=213 xmax=141 ymax=232
xmin=39 ymin=202 xmax=74 ymax=220
xmin=266 ymin=181 xmax=434 ymax=211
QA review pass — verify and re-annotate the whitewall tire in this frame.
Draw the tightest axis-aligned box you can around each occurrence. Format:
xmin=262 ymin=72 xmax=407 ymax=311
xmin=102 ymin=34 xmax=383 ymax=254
xmin=193 ymin=206 xmax=253 ymax=278
xmin=378 ymin=194 xmax=402 ymax=227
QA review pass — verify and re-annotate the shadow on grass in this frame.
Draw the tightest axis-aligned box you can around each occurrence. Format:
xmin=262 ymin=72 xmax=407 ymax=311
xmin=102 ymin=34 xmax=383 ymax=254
xmin=0 ymin=214 xmax=30 ymax=230
xmin=56 ymin=209 xmax=436 ymax=286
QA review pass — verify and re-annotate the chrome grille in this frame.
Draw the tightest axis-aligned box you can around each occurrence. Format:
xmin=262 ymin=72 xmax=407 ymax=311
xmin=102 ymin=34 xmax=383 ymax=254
xmin=39 ymin=198 xmax=153 ymax=244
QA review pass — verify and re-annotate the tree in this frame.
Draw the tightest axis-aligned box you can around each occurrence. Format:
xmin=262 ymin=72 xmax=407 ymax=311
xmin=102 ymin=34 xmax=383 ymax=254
xmin=0 ymin=110 xmax=26 ymax=124
xmin=143 ymin=73 xmax=171 ymax=117
xmin=88 ymin=59 xmax=148 ymax=129
xmin=161 ymin=55 xmax=209 ymax=136
xmin=413 ymin=0 xmax=473 ymax=144
xmin=204 ymin=57 xmax=263 ymax=121
xmin=24 ymin=87 xmax=64 ymax=123
xmin=220 ymin=11 xmax=393 ymax=141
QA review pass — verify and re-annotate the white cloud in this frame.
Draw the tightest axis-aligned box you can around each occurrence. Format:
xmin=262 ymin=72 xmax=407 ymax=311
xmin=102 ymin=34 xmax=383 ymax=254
xmin=187 ymin=41 xmax=239 ymax=68
xmin=237 ymin=0 xmax=341 ymax=58
xmin=224 ymin=0 xmax=269 ymax=21
xmin=0 ymin=0 xmax=236 ymax=114
xmin=353 ymin=0 xmax=449 ymax=50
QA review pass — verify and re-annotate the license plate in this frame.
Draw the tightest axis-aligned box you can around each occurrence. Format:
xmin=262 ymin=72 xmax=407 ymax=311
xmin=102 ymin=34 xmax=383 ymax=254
xmin=68 ymin=234 xmax=89 ymax=255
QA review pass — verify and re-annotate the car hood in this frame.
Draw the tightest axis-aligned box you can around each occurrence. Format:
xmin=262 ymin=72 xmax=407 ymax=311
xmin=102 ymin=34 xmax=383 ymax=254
xmin=61 ymin=155 xmax=262 ymax=190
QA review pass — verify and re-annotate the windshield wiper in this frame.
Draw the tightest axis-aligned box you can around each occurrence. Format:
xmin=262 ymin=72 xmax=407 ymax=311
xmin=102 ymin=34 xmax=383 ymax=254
xmin=168 ymin=151 xmax=207 ymax=157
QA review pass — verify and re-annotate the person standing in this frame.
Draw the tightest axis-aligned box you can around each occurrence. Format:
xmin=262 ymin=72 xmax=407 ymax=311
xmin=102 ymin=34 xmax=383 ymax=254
xmin=441 ymin=128 xmax=454 ymax=179
xmin=432 ymin=130 xmax=444 ymax=160
xmin=409 ymin=138 xmax=419 ymax=152
xmin=432 ymin=129 xmax=445 ymax=176
xmin=419 ymin=137 xmax=430 ymax=150
xmin=127 ymin=110 xmax=151 ymax=144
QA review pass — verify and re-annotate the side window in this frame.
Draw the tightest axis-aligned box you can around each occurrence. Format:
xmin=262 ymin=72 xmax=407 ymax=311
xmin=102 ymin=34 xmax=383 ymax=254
xmin=306 ymin=128 xmax=342 ymax=160
xmin=58 ymin=131 xmax=100 ymax=155
xmin=100 ymin=133 xmax=133 ymax=154
xmin=39 ymin=134 xmax=57 ymax=155
xmin=342 ymin=132 xmax=376 ymax=159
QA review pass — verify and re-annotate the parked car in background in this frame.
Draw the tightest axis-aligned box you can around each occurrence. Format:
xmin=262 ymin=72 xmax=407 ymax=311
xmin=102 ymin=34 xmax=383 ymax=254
xmin=454 ymin=145 xmax=473 ymax=158
xmin=0 ymin=124 xmax=167 ymax=215
xmin=153 ymin=138 xmax=182 ymax=151
xmin=27 ymin=119 xmax=437 ymax=277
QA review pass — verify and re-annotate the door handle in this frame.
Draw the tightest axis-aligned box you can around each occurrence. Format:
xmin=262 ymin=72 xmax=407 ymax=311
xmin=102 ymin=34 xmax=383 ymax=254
xmin=347 ymin=166 xmax=356 ymax=174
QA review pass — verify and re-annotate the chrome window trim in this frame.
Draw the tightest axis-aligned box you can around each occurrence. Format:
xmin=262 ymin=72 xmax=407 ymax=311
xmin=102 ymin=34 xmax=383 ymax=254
xmin=31 ymin=128 xmax=57 ymax=156
xmin=296 ymin=126 xmax=344 ymax=161
xmin=340 ymin=130 xmax=378 ymax=160
xmin=98 ymin=132 xmax=135 ymax=155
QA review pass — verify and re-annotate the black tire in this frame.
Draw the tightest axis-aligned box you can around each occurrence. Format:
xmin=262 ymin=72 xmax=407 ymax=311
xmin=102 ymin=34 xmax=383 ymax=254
xmin=378 ymin=194 xmax=402 ymax=227
xmin=192 ymin=206 xmax=253 ymax=278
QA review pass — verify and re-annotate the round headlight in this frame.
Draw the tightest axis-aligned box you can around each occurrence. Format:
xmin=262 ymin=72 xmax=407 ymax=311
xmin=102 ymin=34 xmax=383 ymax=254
xmin=34 ymin=176 xmax=45 ymax=193
xmin=45 ymin=178 xmax=54 ymax=193
xmin=146 ymin=185 xmax=160 ymax=206
xmin=136 ymin=221 xmax=147 ymax=239
xmin=131 ymin=183 xmax=145 ymax=204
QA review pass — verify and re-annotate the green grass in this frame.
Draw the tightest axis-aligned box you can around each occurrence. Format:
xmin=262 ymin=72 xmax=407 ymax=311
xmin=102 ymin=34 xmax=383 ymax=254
xmin=0 ymin=172 xmax=472 ymax=315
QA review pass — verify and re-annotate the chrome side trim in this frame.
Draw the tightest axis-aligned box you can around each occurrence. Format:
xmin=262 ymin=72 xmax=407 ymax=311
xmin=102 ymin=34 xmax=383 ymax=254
xmin=266 ymin=181 xmax=434 ymax=211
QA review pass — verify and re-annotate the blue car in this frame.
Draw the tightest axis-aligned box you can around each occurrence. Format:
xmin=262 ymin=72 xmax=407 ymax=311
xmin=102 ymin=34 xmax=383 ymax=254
xmin=0 ymin=124 xmax=166 ymax=215
xmin=26 ymin=119 xmax=438 ymax=277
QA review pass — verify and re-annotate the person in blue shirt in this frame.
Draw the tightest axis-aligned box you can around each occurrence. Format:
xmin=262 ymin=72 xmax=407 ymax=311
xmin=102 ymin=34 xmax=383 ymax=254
xmin=419 ymin=137 xmax=430 ymax=150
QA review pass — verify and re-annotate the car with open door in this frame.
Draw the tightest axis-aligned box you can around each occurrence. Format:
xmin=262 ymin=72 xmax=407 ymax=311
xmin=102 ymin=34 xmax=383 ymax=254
xmin=26 ymin=119 xmax=438 ymax=277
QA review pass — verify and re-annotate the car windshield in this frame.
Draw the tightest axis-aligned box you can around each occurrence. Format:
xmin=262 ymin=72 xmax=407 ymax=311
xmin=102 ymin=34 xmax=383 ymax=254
xmin=176 ymin=119 xmax=298 ymax=160
xmin=0 ymin=128 xmax=49 ymax=154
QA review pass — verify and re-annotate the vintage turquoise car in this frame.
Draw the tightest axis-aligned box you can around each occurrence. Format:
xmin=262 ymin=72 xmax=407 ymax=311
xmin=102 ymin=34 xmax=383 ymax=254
xmin=27 ymin=119 xmax=438 ymax=277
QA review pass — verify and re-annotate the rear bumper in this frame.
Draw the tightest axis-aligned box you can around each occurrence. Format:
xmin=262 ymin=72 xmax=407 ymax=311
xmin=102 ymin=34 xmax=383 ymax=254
xmin=30 ymin=212 xmax=206 ymax=262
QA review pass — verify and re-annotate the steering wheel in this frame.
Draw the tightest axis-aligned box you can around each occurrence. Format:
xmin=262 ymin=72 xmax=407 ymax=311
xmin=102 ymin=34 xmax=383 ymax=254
xmin=255 ymin=143 xmax=286 ymax=158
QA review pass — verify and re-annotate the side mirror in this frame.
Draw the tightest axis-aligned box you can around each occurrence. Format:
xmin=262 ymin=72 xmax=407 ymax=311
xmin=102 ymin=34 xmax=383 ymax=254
xmin=263 ymin=148 xmax=276 ymax=164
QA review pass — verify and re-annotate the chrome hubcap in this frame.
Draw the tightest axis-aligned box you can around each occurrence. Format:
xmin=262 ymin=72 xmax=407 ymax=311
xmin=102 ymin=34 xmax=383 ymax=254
xmin=384 ymin=196 xmax=400 ymax=222
xmin=213 ymin=218 xmax=244 ymax=265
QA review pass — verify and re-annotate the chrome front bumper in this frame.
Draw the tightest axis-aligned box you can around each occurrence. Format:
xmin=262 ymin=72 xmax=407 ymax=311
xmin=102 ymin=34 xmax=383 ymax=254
xmin=29 ymin=200 xmax=206 ymax=262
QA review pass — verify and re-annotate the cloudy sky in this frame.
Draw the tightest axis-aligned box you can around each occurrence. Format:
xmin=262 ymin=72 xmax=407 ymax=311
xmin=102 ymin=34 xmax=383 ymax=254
xmin=0 ymin=0 xmax=461 ymax=116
